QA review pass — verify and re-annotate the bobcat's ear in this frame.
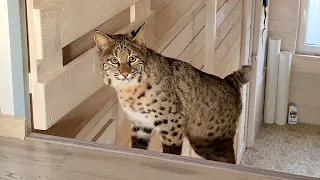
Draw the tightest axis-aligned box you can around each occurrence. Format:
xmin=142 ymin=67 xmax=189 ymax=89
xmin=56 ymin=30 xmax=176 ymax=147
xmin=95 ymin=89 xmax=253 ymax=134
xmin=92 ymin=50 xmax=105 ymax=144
xmin=130 ymin=23 xmax=146 ymax=45
xmin=94 ymin=31 xmax=114 ymax=52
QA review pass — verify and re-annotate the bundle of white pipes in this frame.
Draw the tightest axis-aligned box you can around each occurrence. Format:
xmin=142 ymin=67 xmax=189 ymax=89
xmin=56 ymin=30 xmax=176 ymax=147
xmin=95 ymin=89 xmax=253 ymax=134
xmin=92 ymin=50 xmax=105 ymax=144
xmin=264 ymin=37 xmax=292 ymax=125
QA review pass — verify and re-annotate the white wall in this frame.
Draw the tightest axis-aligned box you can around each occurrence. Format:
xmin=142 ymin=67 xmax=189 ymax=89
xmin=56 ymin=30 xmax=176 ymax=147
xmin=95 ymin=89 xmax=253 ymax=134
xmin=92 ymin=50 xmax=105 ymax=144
xmin=0 ymin=0 xmax=30 ymax=121
xmin=0 ymin=0 xmax=14 ymax=115
xmin=268 ymin=0 xmax=300 ymax=52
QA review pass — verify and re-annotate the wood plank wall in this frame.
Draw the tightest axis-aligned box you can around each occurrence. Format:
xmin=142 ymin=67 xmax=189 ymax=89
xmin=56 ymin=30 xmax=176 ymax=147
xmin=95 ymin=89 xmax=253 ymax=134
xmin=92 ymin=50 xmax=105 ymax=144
xmin=36 ymin=0 xmax=245 ymax=154
xmin=289 ymin=55 xmax=320 ymax=125
xmin=269 ymin=0 xmax=320 ymax=125
xmin=268 ymin=0 xmax=300 ymax=53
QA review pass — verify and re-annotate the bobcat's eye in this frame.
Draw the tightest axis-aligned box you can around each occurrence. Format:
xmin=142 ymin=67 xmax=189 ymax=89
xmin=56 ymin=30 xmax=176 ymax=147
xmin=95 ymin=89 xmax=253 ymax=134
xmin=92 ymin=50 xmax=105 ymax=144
xmin=128 ymin=55 xmax=137 ymax=63
xmin=109 ymin=57 xmax=119 ymax=64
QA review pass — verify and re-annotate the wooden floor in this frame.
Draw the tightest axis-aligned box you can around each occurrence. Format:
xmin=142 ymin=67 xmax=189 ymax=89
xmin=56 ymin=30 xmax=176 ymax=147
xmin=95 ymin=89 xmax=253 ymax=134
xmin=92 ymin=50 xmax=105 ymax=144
xmin=0 ymin=134 xmax=311 ymax=180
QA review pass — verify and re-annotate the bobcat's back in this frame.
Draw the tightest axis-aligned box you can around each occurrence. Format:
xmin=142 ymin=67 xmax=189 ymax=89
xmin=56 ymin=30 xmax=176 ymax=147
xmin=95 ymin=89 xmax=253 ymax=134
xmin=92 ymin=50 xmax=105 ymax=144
xmin=168 ymin=59 xmax=251 ymax=163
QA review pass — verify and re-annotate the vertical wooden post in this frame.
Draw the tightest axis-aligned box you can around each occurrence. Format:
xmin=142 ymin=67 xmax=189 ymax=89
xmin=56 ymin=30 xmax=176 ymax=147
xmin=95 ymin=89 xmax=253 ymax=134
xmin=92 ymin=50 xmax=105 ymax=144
xmin=130 ymin=4 xmax=136 ymax=23
xmin=236 ymin=0 xmax=253 ymax=164
xmin=204 ymin=0 xmax=217 ymax=74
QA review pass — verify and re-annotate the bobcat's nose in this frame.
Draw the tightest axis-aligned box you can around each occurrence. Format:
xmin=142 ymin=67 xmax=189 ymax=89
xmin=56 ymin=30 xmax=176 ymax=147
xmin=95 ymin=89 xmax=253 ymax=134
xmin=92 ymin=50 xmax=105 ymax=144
xmin=119 ymin=63 xmax=130 ymax=79
xmin=121 ymin=72 xmax=129 ymax=78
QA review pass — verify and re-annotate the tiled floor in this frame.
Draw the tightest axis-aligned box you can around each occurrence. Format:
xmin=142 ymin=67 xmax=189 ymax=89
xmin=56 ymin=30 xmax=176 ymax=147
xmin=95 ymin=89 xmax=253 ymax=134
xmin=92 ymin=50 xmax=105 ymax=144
xmin=241 ymin=123 xmax=320 ymax=178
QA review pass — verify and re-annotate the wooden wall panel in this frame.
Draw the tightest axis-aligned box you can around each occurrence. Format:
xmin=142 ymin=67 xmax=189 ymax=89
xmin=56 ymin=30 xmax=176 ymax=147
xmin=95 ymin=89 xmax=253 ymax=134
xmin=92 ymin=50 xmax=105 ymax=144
xmin=31 ymin=2 xmax=155 ymax=130
xmin=35 ymin=48 xmax=106 ymax=129
xmin=203 ymin=0 xmax=217 ymax=74
xmin=290 ymin=69 xmax=320 ymax=92
xmin=189 ymin=0 xmax=243 ymax=75
xmin=62 ymin=9 xmax=131 ymax=66
xmin=217 ymin=0 xmax=227 ymax=10
xmin=289 ymin=89 xmax=320 ymax=110
xmin=151 ymin=0 xmax=173 ymax=14
xmin=156 ymin=0 xmax=244 ymax=76
xmin=191 ymin=46 xmax=205 ymax=70
xmin=75 ymin=92 xmax=118 ymax=140
xmin=135 ymin=0 xmax=154 ymax=21
xmin=269 ymin=0 xmax=300 ymax=9
xmin=114 ymin=119 xmax=131 ymax=146
xmin=214 ymin=15 xmax=242 ymax=69
xmin=268 ymin=0 xmax=300 ymax=52
xmin=153 ymin=0 xmax=205 ymax=52
xmin=288 ymin=56 xmax=320 ymax=125
xmin=216 ymin=0 xmax=241 ymax=29
xmin=269 ymin=6 xmax=299 ymax=21
xmin=221 ymin=48 xmax=241 ymax=78
xmin=292 ymin=55 xmax=320 ymax=70
xmin=294 ymin=106 xmax=320 ymax=125
xmin=203 ymin=0 xmax=241 ymax=74
xmin=215 ymin=1 xmax=242 ymax=48
xmin=215 ymin=36 xmax=241 ymax=77
xmin=162 ymin=7 xmax=205 ymax=58
xmin=34 ymin=86 xmax=117 ymax=138
xmin=289 ymin=89 xmax=320 ymax=125
xmin=83 ymin=101 xmax=125 ymax=141
xmin=154 ymin=0 xmax=225 ymax=51
xmin=269 ymin=21 xmax=296 ymax=34
xmin=37 ymin=51 xmax=64 ymax=81
xmin=155 ymin=0 xmax=197 ymax=40
xmin=94 ymin=119 xmax=116 ymax=143
xmin=33 ymin=0 xmax=139 ymax=59
xmin=178 ymin=28 xmax=205 ymax=63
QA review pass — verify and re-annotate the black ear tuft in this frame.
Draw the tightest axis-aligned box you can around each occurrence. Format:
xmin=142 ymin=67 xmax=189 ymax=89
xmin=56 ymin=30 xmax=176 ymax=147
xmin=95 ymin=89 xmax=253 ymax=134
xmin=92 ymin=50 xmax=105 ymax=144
xmin=130 ymin=23 xmax=146 ymax=45
xmin=131 ymin=23 xmax=146 ymax=37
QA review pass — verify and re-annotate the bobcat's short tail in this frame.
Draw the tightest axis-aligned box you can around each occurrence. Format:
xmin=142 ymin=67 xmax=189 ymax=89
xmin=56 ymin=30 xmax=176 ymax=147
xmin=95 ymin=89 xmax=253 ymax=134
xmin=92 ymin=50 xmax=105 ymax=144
xmin=225 ymin=65 xmax=252 ymax=88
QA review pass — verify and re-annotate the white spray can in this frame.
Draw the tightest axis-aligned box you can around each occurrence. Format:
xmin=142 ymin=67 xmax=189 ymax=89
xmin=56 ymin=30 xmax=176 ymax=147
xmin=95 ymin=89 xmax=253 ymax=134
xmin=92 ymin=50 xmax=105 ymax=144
xmin=288 ymin=103 xmax=298 ymax=124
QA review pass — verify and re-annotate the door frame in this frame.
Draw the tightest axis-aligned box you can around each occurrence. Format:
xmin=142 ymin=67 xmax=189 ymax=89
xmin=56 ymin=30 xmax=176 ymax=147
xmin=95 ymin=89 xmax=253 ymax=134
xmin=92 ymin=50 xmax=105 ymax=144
xmin=0 ymin=0 xmax=32 ymax=139
xmin=12 ymin=0 xmax=256 ymax=160
xmin=235 ymin=0 xmax=256 ymax=164
xmin=246 ymin=0 xmax=269 ymax=148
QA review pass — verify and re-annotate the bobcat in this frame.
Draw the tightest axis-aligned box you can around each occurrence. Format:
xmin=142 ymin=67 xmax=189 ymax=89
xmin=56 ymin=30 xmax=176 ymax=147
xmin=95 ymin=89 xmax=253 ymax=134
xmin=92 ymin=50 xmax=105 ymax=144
xmin=93 ymin=24 xmax=251 ymax=164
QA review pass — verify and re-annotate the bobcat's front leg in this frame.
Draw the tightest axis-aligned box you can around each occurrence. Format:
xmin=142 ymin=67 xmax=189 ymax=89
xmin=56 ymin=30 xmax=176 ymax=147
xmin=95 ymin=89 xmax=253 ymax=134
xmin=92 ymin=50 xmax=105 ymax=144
xmin=158 ymin=115 xmax=185 ymax=155
xmin=131 ymin=124 xmax=153 ymax=150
